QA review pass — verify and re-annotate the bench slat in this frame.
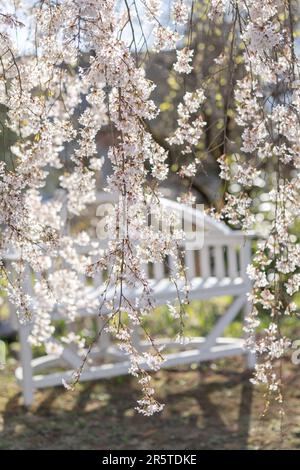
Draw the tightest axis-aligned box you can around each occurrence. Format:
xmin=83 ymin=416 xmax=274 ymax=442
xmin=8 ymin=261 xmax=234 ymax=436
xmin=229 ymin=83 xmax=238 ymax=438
xmin=200 ymin=246 xmax=210 ymax=279
xmin=215 ymin=246 xmax=225 ymax=280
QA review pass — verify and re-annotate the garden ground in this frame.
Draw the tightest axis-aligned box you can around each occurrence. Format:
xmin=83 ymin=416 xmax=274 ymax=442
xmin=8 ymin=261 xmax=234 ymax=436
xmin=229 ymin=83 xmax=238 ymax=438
xmin=1 ymin=355 xmax=300 ymax=450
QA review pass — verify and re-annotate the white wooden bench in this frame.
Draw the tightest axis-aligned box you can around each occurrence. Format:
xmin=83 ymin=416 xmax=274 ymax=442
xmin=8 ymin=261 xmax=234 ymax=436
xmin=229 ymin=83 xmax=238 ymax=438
xmin=8 ymin=195 xmax=255 ymax=406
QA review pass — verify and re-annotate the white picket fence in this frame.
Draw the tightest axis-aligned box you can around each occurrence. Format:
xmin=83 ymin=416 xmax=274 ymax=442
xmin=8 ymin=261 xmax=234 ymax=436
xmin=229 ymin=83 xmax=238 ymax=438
xmin=6 ymin=195 xmax=255 ymax=406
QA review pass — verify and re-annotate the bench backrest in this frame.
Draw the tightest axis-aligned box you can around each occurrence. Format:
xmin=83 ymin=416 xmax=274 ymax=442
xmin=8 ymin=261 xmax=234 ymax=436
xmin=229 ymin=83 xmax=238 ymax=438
xmin=90 ymin=193 xmax=251 ymax=285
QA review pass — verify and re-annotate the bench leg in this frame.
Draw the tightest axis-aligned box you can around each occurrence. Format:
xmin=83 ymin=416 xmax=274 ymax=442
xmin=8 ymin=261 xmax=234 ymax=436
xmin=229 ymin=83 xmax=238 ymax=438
xmin=246 ymin=350 xmax=256 ymax=370
xmin=243 ymin=300 xmax=256 ymax=370
xmin=18 ymin=322 xmax=34 ymax=407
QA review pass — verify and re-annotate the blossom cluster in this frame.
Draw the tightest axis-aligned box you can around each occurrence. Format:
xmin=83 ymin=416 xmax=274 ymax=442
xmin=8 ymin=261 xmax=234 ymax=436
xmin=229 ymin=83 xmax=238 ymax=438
xmin=0 ymin=0 xmax=192 ymax=415
xmin=216 ymin=0 xmax=300 ymax=408
xmin=1 ymin=0 xmax=299 ymax=417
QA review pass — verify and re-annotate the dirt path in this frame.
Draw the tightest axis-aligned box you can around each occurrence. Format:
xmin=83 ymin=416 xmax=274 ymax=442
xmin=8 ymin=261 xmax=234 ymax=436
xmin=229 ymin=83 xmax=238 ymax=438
xmin=1 ymin=358 xmax=300 ymax=449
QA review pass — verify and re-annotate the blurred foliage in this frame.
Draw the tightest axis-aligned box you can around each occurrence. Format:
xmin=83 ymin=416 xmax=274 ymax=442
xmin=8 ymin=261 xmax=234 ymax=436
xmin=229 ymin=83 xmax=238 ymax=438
xmin=145 ymin=0 xmax=244 ymax=207
xmin=145 ymin=0 xmax=300 ymax=221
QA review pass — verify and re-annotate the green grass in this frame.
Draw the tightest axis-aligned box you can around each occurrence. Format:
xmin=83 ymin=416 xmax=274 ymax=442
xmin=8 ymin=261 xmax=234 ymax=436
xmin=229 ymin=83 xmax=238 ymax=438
xmin=145 ymin=296 xmax=243 ymax=338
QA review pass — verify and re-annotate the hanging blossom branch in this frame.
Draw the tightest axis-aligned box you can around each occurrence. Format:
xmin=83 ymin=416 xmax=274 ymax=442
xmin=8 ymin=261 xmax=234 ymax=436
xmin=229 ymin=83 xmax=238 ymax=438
xmin=1 ymin=0 xmax=299 ymax=416
xmin=0 ymin=0 xmax=192 ymax=416
xmin=213 ymin=0 xmax=300 ymax=414
xmin=164 ymin=0 xmax=300 ymax=415
xmin=69 ymin=0 xmax=191 ymax=415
